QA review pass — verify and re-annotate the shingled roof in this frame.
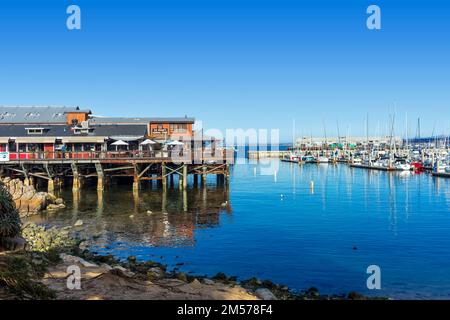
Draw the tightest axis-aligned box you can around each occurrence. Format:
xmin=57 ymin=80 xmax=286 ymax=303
xmin=0 ymin=124 xmax=147 ymax=138
xmin=0 ymin=106 xmax=91 ymax=124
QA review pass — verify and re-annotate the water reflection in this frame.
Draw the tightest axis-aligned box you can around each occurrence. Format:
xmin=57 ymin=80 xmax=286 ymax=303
xmin=30 ymin=183 xmax=231 ymax=248
xmin=26 ymin=161 xmax=450 ymax=298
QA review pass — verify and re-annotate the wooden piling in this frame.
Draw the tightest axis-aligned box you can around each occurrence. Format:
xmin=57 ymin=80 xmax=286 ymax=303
xmin=183 ymin=164 xmax=188 ymax=189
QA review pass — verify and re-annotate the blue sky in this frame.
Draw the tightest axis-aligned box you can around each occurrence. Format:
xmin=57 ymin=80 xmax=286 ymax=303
xmin=0 ymin=0 xmax=449 ymax=142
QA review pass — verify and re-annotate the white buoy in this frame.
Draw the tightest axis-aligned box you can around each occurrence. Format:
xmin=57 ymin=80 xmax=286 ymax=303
xmin=310 ymin=180 xmax=314 ymax=190
xmin=274 ymin=170 xmax=277 ymax=182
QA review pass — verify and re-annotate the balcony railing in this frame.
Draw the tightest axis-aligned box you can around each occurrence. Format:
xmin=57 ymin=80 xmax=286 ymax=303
xmin=2 ymin=148 xmax=234 ymax=163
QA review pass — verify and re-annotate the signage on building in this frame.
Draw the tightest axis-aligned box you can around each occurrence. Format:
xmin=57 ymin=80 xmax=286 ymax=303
xmin=0 ymin=152 xmax=10 ymax=162
xmin=152 ymin=128 xmax=168 ymax=134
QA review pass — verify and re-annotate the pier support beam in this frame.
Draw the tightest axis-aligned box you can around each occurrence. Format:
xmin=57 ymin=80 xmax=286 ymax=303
xmin=183 ymin=164 xmax=188 ymax=189
xmin=71 ymin=163 xmax=81 ymax=191
xmin=202 ymin=166 xmax=207 ymax=184
xmin=161 ymin=164 xmax=167 ymax=190
xmin=47 ymin=179 xmax=55 ymax=194
xmin=95 ymin=163 xmax=104 ymax=191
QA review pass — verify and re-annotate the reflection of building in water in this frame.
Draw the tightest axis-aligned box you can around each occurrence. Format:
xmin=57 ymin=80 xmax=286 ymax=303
xmin=66 ymin=184 xmax=232 ymax=248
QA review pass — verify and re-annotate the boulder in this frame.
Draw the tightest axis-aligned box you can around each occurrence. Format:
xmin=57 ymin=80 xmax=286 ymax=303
xmin=60 ymin=253 xmax=99 ymax=268
xmin=0 ymin=178 xmax=65 ymax=216
xmin=255 ymin=288 xmax=277 ymax=300
xmin=203 ymin=278 xmax=215 ymax=285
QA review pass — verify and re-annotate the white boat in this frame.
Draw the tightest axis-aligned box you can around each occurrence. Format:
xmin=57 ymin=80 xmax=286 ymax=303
xmin=282 ymin=152 xmax=299 ymax=162
xmin=317 ymin=156 xmax=329 ymax=163
xmin=394 ymin=159 xmax=411 ymax=171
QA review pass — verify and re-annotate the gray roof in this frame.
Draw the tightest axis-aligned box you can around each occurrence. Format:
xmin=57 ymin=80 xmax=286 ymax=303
xmin=90 ymin=116 xmax=195 ymax=125
xmin=0 ymin=124 xmax=147 ymax=138
xmin=0 ymin=106 xmax=91 ymax=124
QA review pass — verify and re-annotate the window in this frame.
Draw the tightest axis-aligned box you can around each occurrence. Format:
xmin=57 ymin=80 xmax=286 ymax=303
xmin=26 ymin=128 xmax=44 ymax=135
xmin=170 ymin=123 xmax=187 ymax=133
xmin=73 ymin=128 xmax=91 ymax=134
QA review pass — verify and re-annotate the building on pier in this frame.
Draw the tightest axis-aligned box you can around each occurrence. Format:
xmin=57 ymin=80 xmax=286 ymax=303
xmin=0 ymin=106 xmax=231 ymax=194
xmin=0 ymin=106 xmax=197 ymax=158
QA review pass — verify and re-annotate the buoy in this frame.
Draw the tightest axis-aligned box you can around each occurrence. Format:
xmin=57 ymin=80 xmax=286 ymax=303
xmin=253 ymin=167 xmax=257 ymax=176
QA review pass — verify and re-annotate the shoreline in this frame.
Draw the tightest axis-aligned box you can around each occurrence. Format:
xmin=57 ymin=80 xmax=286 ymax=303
xmin=0 ymin=222 xmax=385 ymax=300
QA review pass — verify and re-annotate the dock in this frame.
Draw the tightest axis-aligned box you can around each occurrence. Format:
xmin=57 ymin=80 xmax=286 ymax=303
xmin=0 ymin=150 xmax=233 ymax=194
xmin=432 ymin=172 xmax=450 ymax=178
xmin=349 ymin=164 xmax=395 ymax=171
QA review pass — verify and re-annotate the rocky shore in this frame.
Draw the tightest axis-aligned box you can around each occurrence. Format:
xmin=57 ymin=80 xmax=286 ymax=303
xmin=0 ymin=178 xmax=65 ymax=217
xmin=0 ymin=222 xmax=383 ymax=300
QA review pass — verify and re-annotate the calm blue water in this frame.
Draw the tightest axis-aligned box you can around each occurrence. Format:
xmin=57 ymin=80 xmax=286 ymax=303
xmin=33 ymin=160 xmax=450 ymax=299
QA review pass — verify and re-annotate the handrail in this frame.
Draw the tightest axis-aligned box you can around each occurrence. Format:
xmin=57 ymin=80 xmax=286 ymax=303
xmin=4 ymin=149 xmax=233 ymax=163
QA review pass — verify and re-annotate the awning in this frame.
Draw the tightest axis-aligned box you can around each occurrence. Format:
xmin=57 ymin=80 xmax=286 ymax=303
xmin=14 ymin=137 xmax=56 ymax=143
xmin=111 ymin=140 xmax=128 ymax=146
xmin=109 ymin=136 xmax=144 ymax=142
xmin=0 ymin=138 xmax=10 ymax=143
xmin=140 ymin=139 xmax=157 ymax=145
xmin=61 ymin=137 xmax=106 ymax=143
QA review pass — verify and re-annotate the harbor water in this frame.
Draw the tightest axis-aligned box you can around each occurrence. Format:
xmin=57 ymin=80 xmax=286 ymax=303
xmin=30 ymin=159 xmax=450 ymax=299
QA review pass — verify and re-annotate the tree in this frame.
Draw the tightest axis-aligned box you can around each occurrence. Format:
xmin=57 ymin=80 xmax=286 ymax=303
xmin=0 ymin=181 xmax=21 ymax=243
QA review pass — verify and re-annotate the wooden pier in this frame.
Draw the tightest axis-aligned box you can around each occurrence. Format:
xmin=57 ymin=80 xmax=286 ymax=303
xmin=0 ymin=150 xmax=233 ymax=194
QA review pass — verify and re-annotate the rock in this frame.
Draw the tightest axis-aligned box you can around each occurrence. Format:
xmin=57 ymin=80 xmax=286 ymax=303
xmin=100 ymin=263 xmax=113 ymax=271
xmin=129 ymin=215 xmax=134 ymax=219
xmin=112 ymin=266 xmax=135 ymax=277
xmin=146 ymin=210 xmax=152 ymax=214
xmin=60 ymin=253 xmax=99 ymax=267
xmin=74 ymin=219 xmax=83 ymax=227
xmin=0 ymin=178 xmax=65 ymax=216
xmin=127 ymin=256 xmax=137 ymax=263
xmin=0 ymin=236 xmax=27 ymax=251
xmin=255 ymin=288 xmax=277 ymax=300
xmin=55 ymin=198 xmax=64 ymax=205
xmin=147 ymin=267 xmax=164 ymax=280
xmin=46 ymin=203 xmax=65 ymax=211
xmin=78 ymin=241 xmax=89 ymax=250
xmin=21 ymin=223 xmax=76 ymax=252
xmin=203 ymin=278 xmax=215 ymax=285
xmin=176 ymin=272 xmax=188 ymax=282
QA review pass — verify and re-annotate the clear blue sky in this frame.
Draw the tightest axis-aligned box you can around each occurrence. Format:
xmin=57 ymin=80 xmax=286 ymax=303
xmin=0 ymin=0 xmax=449 ymax=142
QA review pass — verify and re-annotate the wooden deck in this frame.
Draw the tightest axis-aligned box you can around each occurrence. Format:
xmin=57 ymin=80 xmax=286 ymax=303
xmin=0 ymin=149 xmax=233 ymax=193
